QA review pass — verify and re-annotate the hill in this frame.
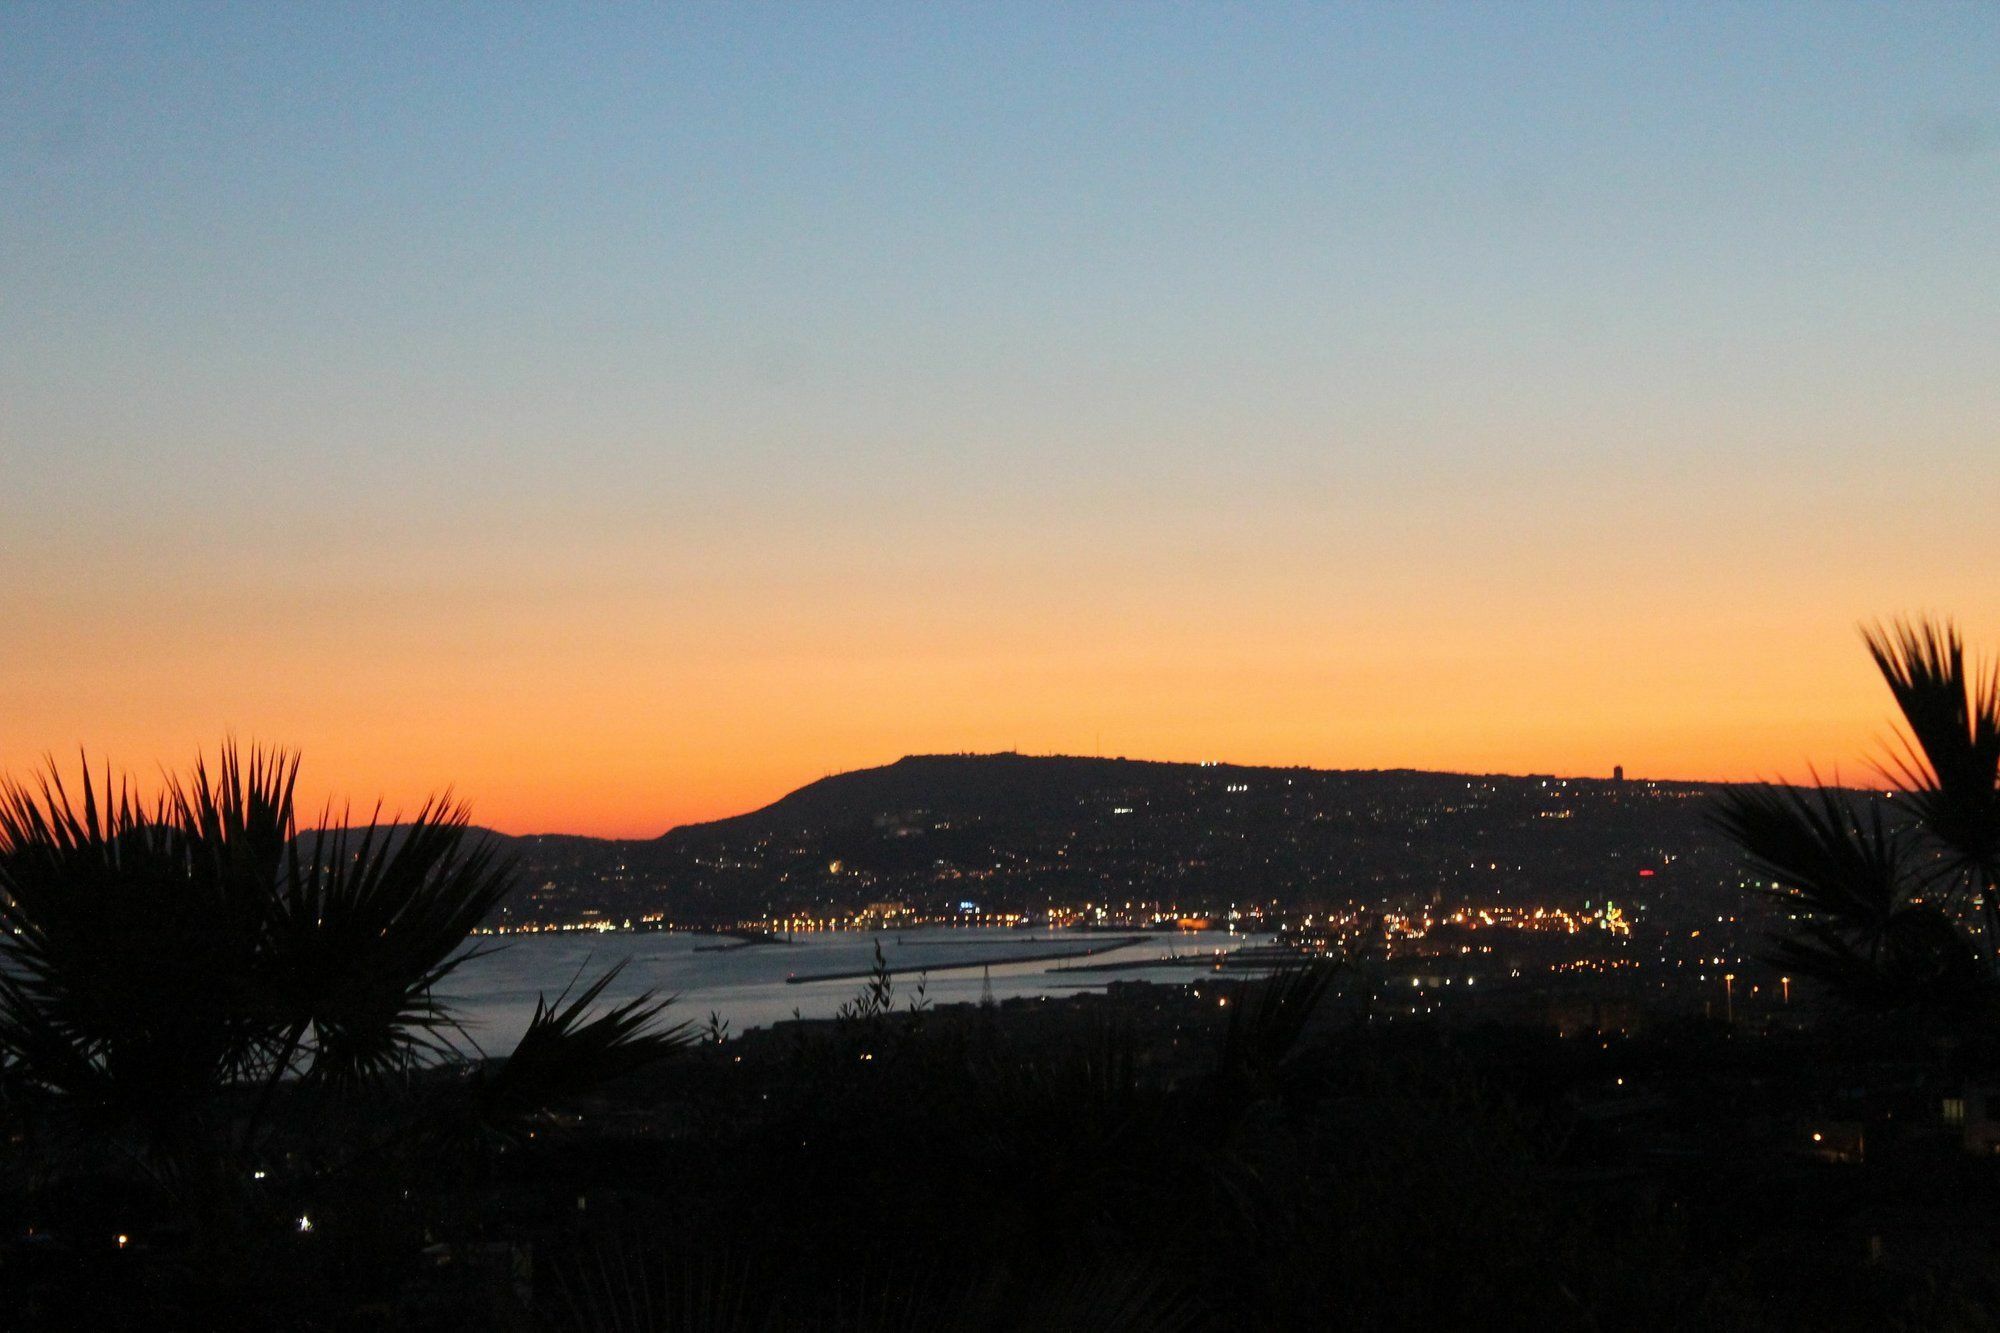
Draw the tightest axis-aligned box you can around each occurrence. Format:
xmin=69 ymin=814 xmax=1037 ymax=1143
xmin=670 ymin=753 xmax=1307 ymax=839
xmin=487 ymin=753 xmax=1752 ymax=932
xmin=448 ymin=753 xmax=1826 ymax=935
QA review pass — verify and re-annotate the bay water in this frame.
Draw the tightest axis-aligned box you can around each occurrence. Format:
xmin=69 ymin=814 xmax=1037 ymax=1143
xmin=442 ymin=926 xmax=1259 ymax=1053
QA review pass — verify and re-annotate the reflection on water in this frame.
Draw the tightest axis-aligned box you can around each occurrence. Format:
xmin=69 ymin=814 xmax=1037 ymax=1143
xmin=442 ymin=927 xmax=1257 ymax=1052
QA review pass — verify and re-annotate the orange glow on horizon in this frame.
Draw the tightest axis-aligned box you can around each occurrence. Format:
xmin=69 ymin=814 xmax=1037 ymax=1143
xmin=5 ymin=475 xmax=1990 ymax=838
xmin=3 ymin=602 xmax=1980 ymax=839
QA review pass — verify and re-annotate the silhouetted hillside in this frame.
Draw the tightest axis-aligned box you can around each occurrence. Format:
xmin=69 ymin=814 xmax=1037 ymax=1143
xmin=669 ymin=753 xmax=1310 ymax=840
xmin=461 ymin=753 xmax=1767 ymax=932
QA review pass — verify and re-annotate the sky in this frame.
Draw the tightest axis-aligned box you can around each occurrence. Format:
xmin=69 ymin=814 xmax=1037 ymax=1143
xmin=2 ymin=5 xmax=1996 ymax=836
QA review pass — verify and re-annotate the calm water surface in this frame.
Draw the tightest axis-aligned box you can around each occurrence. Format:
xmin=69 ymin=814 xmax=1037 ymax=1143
xmin=443 ymin=926 xmax=1261 ymax=1051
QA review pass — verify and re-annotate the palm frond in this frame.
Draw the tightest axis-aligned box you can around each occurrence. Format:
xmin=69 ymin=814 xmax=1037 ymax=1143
xmin=0 ymin=753 xmax=262 ymax=1125
xmin=0 ymin=744 xmax=537 ymax=1150
xmin=1711 ymin=783 xmax=1910 ymax=933
xmin=0 ymin=972 xmax=113 ymax=1102
xmin=1864 ymin=617 xmax=2000 ymax=882
xmin=475 ymin=962 xmax=690 ymax=1127
xmin=1007 ymin=1258 xmax=1207 ymax=1333
xmin=1217 ymin=958 xmax=1342 ymax=1080
xmin=1763 ymin=911 xmax=1988 ymax=1011
xmin=1712 ymin=781 xmax=1988 ymax=1008
xmin=270 ymin=798 xmax=516 ymax=1084
xmin=538 ymin=1236 xmax=768 ymax=1333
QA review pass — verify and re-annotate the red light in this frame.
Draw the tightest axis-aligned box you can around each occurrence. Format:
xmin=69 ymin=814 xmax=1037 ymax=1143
xmin=1638 ymin=869 xmax=1656 ymax=877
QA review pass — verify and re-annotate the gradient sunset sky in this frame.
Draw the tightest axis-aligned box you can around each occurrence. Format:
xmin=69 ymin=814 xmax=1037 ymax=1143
xmin=3 ymin=6 xmax=1995 ymax=835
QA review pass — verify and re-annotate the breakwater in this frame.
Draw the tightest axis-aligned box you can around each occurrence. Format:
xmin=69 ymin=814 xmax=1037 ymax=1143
xmin=783 ymin=936 xmax=1146 ymax=985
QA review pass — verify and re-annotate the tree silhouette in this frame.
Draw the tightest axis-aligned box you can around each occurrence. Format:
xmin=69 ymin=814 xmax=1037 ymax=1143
xmin=1714 ymin=618 xmax=2000 ymax=1010
xmin=0 ymin=743 xmax=687 ymax=1181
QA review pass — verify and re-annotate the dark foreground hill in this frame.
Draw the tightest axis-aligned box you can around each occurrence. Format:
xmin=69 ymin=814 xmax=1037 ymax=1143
xmin=492 ymin=753 xmax=1774 ymax=932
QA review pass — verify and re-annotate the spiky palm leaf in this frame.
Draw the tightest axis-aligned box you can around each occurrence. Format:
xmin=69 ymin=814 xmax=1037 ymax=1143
xmin=1216 ymin=958 xmax=1342 ymax=1081
xmin=1713 ymin=618 xmax=2000 ymax=1011
xmin=473 ymin=962 xmax=690 ymax=1131
xmin=0 ymin=756 xmax=275 ymax=1133
xmin=1714 ymin=784 xmax=1910 ymax=937
xmin=538 ymin=1236 xmax=770 ymax=1333
xmin=268 ymin=798 xmax=514 ymax=1085
xmin=1714 ymin=771 xmax=1986 ymax=1008
xmin=1864 ymin=619 xmax=2000 ymax=895
xmin=0 ymin=742 xmax=683 ymax=1175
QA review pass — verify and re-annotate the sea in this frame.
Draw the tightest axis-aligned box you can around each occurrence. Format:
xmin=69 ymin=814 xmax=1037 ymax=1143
xmin=442 ymin=925 xmax=1264 ymax=1052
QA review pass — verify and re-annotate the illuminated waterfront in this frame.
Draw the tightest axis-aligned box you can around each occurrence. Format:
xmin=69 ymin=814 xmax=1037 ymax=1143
xmin=444 ymin=925 xmax=1262 ymax=1048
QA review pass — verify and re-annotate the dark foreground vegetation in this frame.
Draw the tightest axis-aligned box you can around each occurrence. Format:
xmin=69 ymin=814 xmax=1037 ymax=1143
xmin=14 ymin=966 xmax=2000 ymax=1331
xmin=5 ymin=616 xmax=2000 ymax=1329
xmin=509 ymin=987 xmax=2000 ymax=1333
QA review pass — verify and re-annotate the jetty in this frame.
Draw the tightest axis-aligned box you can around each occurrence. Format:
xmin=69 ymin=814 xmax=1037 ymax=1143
xmin=784 ymin=936 xmax=1145 ymax=985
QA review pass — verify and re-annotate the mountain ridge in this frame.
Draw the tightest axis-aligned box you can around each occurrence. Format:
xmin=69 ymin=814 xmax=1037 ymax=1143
xmin=662 ymin=751 xmax=1732 ymax=842
xmin=357 ymin=753 xmax=1829 ymax=928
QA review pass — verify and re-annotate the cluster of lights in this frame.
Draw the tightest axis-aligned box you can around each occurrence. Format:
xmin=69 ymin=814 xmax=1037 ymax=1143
xmin=474 ymin=919 xmax=627 ymax=936
xmin=1378 ymin=902 xmax=1632 ymax=942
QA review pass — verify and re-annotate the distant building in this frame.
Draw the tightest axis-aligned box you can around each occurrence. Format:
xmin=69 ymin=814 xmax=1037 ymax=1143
xmin=1613 ymin=765 xmax=1625 ymax=783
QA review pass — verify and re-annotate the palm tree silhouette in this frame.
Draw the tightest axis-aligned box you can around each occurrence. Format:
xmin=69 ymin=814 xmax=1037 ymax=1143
xmin=1714 ymin=618 xmax=2000 ymax=1010
xmin=0 ymin=743 xmax=686 ymax=1177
